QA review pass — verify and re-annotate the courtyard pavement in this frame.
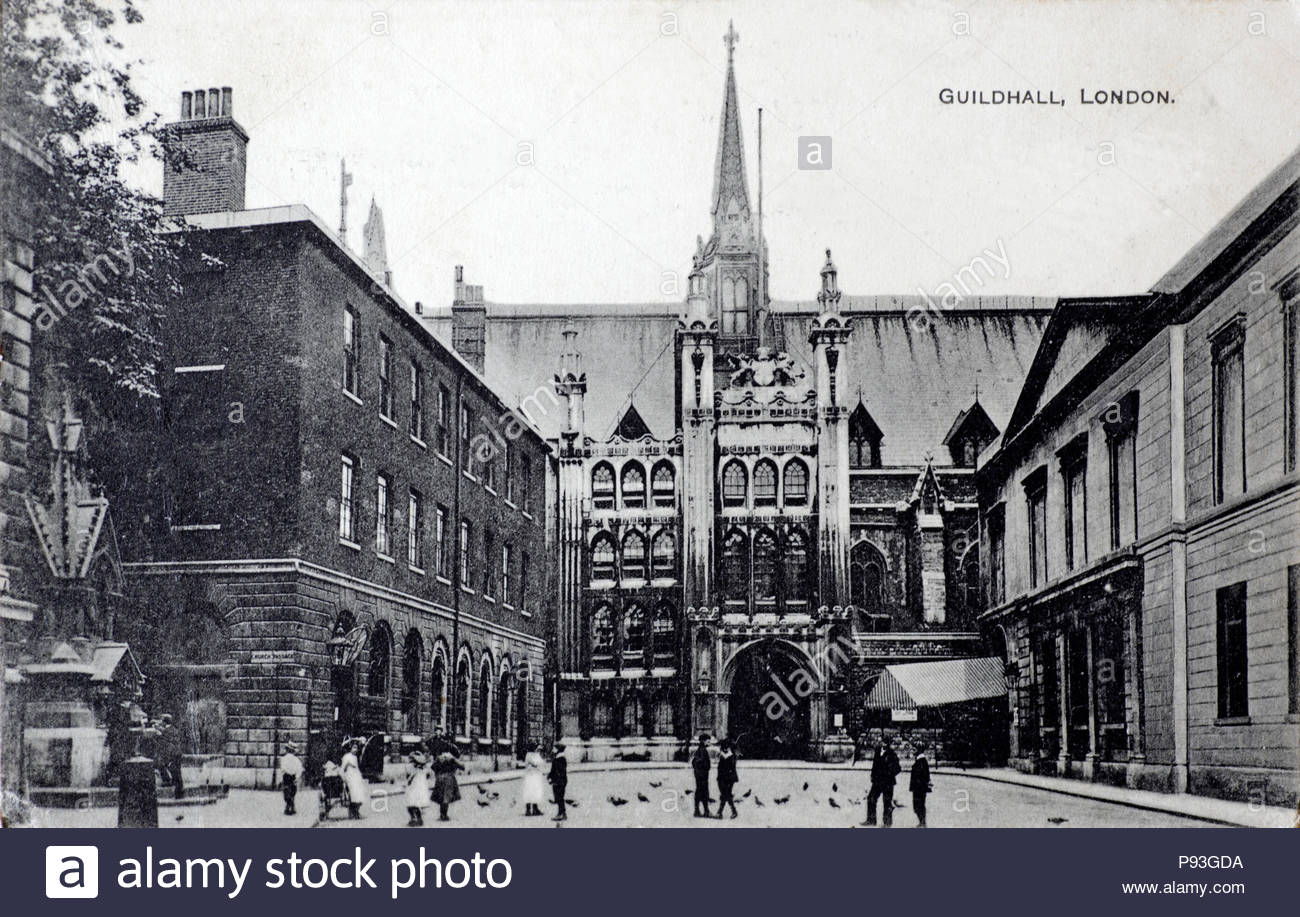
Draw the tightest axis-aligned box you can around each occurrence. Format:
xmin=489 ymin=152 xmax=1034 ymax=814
xmin=27 ymin=762 xmax=1293 ymax=828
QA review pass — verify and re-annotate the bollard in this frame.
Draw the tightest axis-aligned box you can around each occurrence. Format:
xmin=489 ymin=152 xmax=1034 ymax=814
xmin=118 ymin=755 xmax=158 ymax=827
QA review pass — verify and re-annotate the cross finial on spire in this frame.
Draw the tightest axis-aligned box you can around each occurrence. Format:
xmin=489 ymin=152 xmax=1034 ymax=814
xmin=724 ymin=20 xmax=739 ymax=62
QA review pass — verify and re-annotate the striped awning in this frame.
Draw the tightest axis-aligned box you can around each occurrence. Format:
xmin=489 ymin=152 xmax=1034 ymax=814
xmin=863 ymin=657 xmax=1007 ymax=710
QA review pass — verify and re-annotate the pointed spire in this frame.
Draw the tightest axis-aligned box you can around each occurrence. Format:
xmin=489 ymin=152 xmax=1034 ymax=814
xmin=560 ymin=318 xmax=582 ymax=378
xmin=711 ymin=21 xmax=752 ymax=243
xmin=362 ymin=196 xmax=391 ymax=286
xmin=818 ymin=248 xmax=842 ymax=312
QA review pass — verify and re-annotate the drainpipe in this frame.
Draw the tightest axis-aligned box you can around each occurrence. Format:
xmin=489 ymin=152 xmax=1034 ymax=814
xmin=451 ymin=373 xmax=464 ymax=751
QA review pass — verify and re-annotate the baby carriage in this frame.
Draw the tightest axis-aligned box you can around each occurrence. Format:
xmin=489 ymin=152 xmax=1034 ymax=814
xmin=317 ymin=762 xmax=351 ymax=821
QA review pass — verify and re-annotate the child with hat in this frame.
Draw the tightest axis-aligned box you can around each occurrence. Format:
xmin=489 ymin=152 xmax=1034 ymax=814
xmin=276 ymin=742 xmax=303 ymax=816
xmin=405 ymin=751 xmax=432 ymax=826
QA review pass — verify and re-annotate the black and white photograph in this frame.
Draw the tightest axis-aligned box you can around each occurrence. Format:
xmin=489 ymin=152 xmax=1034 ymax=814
xmin=2 ymin=0 xmax=1298 ymax=836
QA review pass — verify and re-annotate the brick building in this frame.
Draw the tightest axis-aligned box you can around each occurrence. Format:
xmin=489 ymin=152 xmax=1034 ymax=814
xmin=117 ymin=89 xmax=552 ymax=786
xmin=977 ymin=146 xmax=1300 ymax=805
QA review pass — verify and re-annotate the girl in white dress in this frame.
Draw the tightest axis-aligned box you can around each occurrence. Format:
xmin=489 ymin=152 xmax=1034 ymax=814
xmin=521 ymin=740 xmax=547 ymax=816
xmin=405 ymin=751 xmax=431 ymax=826
xmin=340 ymin=739 xmax=368 ymax=819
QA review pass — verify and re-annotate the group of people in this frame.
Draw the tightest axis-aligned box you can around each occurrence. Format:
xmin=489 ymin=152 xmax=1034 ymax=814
xmin=690 ymin=734 xmax=740 ymax=819
xmin=863 ymin=736 xmax=932 ymax=828
xmin=276 ymin=730 xmax=572 ymax=825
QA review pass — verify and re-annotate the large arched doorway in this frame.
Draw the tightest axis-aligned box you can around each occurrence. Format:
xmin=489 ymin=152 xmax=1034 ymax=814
xmin=725 ymin=641 xmax=812 ymax=759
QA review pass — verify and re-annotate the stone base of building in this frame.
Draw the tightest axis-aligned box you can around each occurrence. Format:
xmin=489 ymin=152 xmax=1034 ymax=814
xmin=1188 ymin=764 xmax=1299 ymax=809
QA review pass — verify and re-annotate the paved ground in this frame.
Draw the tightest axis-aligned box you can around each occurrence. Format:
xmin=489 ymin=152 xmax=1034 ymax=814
xmin=30 ymin=765 xmax=1223 ymax=829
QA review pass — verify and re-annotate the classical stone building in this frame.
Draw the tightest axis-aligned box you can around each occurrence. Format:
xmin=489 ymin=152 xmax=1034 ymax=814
xmin=977 ymin=146 xmax=1300 ymax=805
xmin=115 ymin=90 xmax=552 ymax=785
xmin=426 ymin=32 xmax=1052 ymax=761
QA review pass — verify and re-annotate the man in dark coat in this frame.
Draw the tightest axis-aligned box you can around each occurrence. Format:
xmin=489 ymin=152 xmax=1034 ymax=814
xmin=863 ymin=736 xmax=900 ymax=827
xmin=909 ymin=742 xmax=933 ymax=827
xmin=548 ymin=743 xmax=568 ymax=821
xmin=715 ymin=738 xmax=739 ymax=819
xmin=159 ymin=714 xmax=185 ymax=799
xmin=691 ymin=734 xmax=712 ymax=818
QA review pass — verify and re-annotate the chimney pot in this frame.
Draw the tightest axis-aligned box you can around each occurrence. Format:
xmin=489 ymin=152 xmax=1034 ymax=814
xmin=193 ymin=90 xmax=206 ymax=118
xmin=208 ymin=88 xmax=220 ymax=116
xmin=222 ymin=87 xmax=233 ymax=117
xmin=415 ymin=301 xmax=423 ymax=315
xmin=454 ymin=265 xmax=463 ymax=282
xmin=181 ymin=91 xmax=192 ymax=119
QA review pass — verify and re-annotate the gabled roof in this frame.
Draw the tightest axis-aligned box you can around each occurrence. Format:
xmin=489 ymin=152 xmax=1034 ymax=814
xmin=849 ymin=399 xmax=883 ymax=442
xmin=611 ymin=402 xmax=653 ymax=441
xmin=942 ymin=399 xmax=999 ymax=447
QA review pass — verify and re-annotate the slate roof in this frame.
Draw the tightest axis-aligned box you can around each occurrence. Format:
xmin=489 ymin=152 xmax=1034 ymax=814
xmin=863 ymin=656 xmax=1007 ymax=709
xmin=425 ymin=296 xmax=1052 ymax=465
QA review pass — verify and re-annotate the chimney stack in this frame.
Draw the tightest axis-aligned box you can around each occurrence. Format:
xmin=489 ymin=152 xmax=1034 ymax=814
xmin=450 ymin=265 xmax=487 ymax=374
xmin=163 ymin=85 xmax=249 ymax=216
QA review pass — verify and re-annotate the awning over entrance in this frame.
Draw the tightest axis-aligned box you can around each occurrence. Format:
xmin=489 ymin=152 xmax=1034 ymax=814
xmin=864 ymin=657 xmax=1006 ymax=710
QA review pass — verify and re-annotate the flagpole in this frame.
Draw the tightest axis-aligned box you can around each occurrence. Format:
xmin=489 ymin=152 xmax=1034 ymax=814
xmin=757 ymin=106 xmax=764 ymax=344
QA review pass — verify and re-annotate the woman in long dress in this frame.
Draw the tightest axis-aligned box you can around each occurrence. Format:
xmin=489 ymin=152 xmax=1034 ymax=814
xmin=430 ymin=746 xmax=464 ymax=822
xmin=405 ymin=751 xmax=432 ymax=826
xmin=520 ymin=740 xmax=547 ymax=816
xmin=340 ymin=738 xmax=368 ymax=819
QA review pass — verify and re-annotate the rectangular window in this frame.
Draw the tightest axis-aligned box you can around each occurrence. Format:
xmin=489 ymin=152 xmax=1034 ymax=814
xmin=521 ymin=454 xmax=533 ymax=513
xmin=343 ymin=305 xmax=359 ymax=396
xmin=501 ymin=543 xmax=512 ymax=605
xmin=407 ymin=490 xmax=424 ymax=569
xmin=339 ymin=454 xmax=355 ymax=542
xmin=1062 ymin=456 xmax=1087 ymax=571
xmin=409 ymin=360 xmax=425 ymax=441
xmin=1215 ymin=581 xmax=1248 ymax=719
xmin=505 ymin=442 xmax=516 ymax=502
xmin=520 ymin=551 xmax=530 ymax=612
xmin=482 ymin=529 xmax=494 ymax=597
xmin=460 ymin=402 xmax=471 ymax=472
xmin=1288 ymin=565 xmax=1299 ymax=716
xmin=481 ymin=425 xmax=497 ymax=490
xmin=1108 ymin=429 xmax=1136 ymax=549
xmin=459 ymin=521 xmax=471 ymax=587
xmin=437 ymin=384 xmax=450 ymax=456
xmin=434 ymin=505 xmax=447 ymax=577
xmin=375 ymin=474 xmax=391 ymax=556
xmin=1025 ymin=470 xmax=1048 ymax=588
xmin=1212 ymin=319 xmax=1246 ymax=503
xmin=378 ymin=334 xmax=394 ymax=420
xmin=1285 ymin=295 xmax=1299 ymax=474
xmin=987 ymin=506 xmax=1005 ymax=606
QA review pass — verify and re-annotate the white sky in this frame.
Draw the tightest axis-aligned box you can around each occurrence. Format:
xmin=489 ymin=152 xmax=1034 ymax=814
xmin=115 ymin=0 xmax=1300 ymax=306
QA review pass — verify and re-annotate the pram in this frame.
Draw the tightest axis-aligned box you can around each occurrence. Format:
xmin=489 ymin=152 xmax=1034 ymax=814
xmin=317 ymin=764 xmax=351 ymax=821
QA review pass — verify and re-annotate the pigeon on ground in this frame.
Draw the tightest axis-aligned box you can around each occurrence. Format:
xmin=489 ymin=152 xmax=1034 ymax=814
xmin=636 ymin=792 xmax=650 ymax=803
xmin=684 ymin=789 xmax=693 ymax=795
xmin=753 ymin=798 xmax=764 ymax=807
xmin=609 ymin=796 xmax=629 ymax=807
xmin=828 ymin=797 xmax=841 ymax=808
xmin=802 ymin=782 xmax=810 ymax=791
xmin=773 ymin=795 xmax=790 ymax=805
xmin=1047 ymin=817 xmax=1069 ymax=825
xmin=649 ymin=780 xmax=663 ymax=788
xmin=832 ymin=782 xmax=838 ymax=793
xmin=476 ymin=799 xmax=490 ymax=808
xmin=741 ymin=788 xmax=752 ymax=798
xmin=477 ymin=784 xmax=489 ymax=795
xmin=566 ymin=799 xmax=579 ymax=807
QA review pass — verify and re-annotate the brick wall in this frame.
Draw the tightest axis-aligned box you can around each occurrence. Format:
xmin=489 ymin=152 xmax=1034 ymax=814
xmin=162 ymin=117 xmax=248 ymax=216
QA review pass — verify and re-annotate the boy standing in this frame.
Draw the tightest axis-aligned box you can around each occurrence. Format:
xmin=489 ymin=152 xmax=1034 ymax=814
xmin=276 ymin=742 xmax=303 ymax=816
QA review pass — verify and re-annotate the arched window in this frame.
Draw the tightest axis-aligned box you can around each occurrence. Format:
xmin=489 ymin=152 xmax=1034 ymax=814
xmin=783 ymin=460 xmax=809 ymax=506
xmin=370 ymin=622 xmax=392 ymax=700
xmin=497 ymin=667 xmax=513 ymax=744
xmin=785 ymin=528 xmax=809 ymax=602
xmin=455 ymin=653 xmax=471 ymax=736
xmin=621 ymin=462 xmax=646 ymax=509
xmin=591 ymin=605 xmax=615 ymax=663
xmin=651 ymin=461 xmax=675 ymax=507
xmin=722 ymin=275 xmax=749 ymax=335
xmin=478 ymin=656 xmax=493 ymax=737
xmin=430 ymin=653 xmax=447 ymax=732
xmin=623 ymin=605 xmax=646 ymax=663
xmin=651 ymin=530 xmax=676 ymax=579
xmin=651 ymin=691 xmax=675 ymax=736
xmin=722 ymin=460 xmax=747 ymax=507
xmin=652 ymin=605 xmax=677 ymax=665
xmin=851 ymin=541 xmax=886 ymax=629
xmin=958 ymin=544 xmax=981 ymax=623
xmin=721 ymin=529 xmax=749 ymax=602
xmin=591 ymin=533 xmax=616 ymax=581
xmin=753 ymin=528 xmax=778 ymax=602
xmin=622 ymin=530 xmax=647 ymax=580
xmin=592 ymin=462 xmax=615 ymax=509
xmin=401 ymin=629 xmax=423 ymax=731
xmin=621 ymin=691 xmax=643 ymax=738
xmin=753 ymin=459 xmax=778 ymax=506
xmin=850 ymin=402 xmax=884 ymax=469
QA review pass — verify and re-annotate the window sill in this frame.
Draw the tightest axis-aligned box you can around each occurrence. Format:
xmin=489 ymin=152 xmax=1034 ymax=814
xmin=380 ymin=414 xmax=399 ymax=430
xmin=1213 ymin=716 xmax=1252 ymax=727
xmin=485 ymin=487 xmax=498 ymax=498
xmin=376 ymin=552 xmax=395 ymax=565
xmin=408 ymin=565 xmax=426 ymax=576
xmin=504 ymin=499 xmax=517 ymax=510
xmin=521 ymin=511 xmax=534 ymax=521
xmin=438 ymin=453 xmax=453 ymax=467
xmin=483 ymin=595 xmax=496 ymax=604
xmin=436 ymin=575 xmax=453 ymax=587
xmin=463 ymin=471 xmax=477 ymax=483
xmin=339 ymin=537 xmax=361 ymax=551
xmin=519 ymin=608 xmax=533 ymax=618
xmin=171 ymin=523 xmax=221 ymax=533
xmin=343 ymin=389 xmax=363 ymax=406
xmin=461 ymin=584 xmax=477 ymax=596
xmin=502 ymin=603 xmax=515 ymax=612
xmin=411 ymin=435 xmax=428 ymax=450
